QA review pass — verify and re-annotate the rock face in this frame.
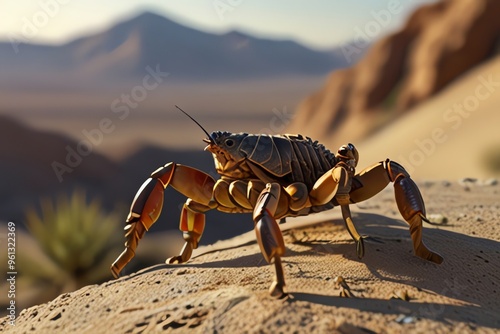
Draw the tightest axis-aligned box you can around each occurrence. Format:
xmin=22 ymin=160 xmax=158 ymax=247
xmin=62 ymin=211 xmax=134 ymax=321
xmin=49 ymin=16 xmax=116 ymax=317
xmin=288 ymin=0 xmax=500 ymax=147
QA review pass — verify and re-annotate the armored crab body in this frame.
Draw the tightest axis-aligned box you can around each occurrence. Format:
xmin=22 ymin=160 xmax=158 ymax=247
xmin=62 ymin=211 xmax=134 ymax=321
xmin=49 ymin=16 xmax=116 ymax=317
xmin=111 ymin=129 xmax=443 ymax=298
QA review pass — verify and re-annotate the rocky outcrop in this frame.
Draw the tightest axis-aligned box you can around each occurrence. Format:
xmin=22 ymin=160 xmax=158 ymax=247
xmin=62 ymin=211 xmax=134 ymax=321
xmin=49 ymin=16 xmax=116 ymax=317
xmin=288 ymin=0 xmax=500 ymax=147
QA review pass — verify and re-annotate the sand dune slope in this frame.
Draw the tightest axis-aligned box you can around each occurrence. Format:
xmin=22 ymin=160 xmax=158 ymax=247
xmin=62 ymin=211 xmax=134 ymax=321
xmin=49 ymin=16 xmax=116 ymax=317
xmin=356 ymin=55 xmax=500 ymax=180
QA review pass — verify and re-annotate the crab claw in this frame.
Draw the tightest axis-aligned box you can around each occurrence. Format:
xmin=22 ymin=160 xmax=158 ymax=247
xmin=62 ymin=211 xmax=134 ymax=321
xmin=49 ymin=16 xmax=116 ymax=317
xmin=110 ymin=162 xmax=216 ymax=278
xmin=111 ymin=176 xmax=165 ymax=277
xmin=394 ymin=175 xmax=443 ymax=264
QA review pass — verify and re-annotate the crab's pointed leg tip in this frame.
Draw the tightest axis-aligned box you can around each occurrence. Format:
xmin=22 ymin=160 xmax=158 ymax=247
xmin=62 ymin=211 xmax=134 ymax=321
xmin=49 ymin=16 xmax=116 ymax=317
xmin=356 ymin=238 xmax=365 ymax=259
xmin=110 ymin=265 xmax=120 ymax=279
xmin=269 ymin=281 xmax=288 ymax=299
xmin=430 ymin=252 xmax=444 ymax=264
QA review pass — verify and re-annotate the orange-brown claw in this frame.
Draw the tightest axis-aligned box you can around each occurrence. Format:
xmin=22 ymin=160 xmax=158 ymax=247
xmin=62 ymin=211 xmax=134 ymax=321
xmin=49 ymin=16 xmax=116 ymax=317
xmin=349 ymin=159 xmax=443 ymax=264
xmin=411 ymin=214 xmax=444 ymax=264
xmin=111 ymin=162 xmax=216 ymax=278
xmin=110 ymin=176 xmax=165 ymax=278
xmin=394 ymin=174 xmax=443 ymax=264
xmin=111 ymin=219 xmax=147 ymax=277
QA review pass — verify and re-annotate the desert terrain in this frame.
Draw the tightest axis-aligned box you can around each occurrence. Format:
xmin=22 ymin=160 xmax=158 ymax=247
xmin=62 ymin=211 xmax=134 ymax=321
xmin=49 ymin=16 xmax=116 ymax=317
xmin=1 ymin=1 xmax=499 ymax=332
xmin=1 ymin=180 xmax=499 ymax=333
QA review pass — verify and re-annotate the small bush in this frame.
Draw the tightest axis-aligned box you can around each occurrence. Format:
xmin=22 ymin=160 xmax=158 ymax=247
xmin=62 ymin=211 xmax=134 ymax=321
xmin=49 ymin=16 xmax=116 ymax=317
xmin=24 ymin=190 xmax=122 ymax=290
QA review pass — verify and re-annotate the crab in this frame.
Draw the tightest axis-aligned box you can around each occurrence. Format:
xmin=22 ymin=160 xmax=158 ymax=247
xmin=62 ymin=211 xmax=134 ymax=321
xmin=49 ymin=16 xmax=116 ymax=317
xmin=111 ymin=108 xmax=443 ymax=298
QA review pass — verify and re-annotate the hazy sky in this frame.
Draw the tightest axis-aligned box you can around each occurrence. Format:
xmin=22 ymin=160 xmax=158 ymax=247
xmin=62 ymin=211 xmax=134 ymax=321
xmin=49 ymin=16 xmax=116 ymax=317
xmin=1 ymin=1 xmax=436 ymax=50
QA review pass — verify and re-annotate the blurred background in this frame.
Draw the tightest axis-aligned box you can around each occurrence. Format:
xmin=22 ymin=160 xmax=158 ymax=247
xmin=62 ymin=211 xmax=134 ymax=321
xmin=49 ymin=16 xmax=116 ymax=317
xmin=1 ymin=0 xmax=499 ymax=315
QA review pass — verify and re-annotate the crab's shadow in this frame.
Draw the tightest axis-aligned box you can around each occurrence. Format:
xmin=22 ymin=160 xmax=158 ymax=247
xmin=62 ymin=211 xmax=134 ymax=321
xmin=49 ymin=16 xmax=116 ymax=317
xmin=121 ymin=212 xmax=500 ymax=328
xmin=291 ymin=212 xmax=500 ymax=328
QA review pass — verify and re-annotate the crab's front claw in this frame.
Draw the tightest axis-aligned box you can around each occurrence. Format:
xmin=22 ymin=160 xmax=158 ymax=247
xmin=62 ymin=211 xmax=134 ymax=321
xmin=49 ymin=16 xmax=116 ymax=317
xmin=111 ymin=176 xmax=166 ymax=278
xmin=111 ymin=162 xmax=178 ymax=278
xmin=111 ymin=221 xmax=147 ymax=278
xmin=111 ymin=162 xmax=216 ymax=278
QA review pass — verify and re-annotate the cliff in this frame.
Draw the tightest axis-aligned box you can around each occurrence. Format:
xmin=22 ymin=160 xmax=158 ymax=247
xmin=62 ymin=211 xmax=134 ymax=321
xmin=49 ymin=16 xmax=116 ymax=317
xmin=288 ymin=0 xmax=500 ymax=147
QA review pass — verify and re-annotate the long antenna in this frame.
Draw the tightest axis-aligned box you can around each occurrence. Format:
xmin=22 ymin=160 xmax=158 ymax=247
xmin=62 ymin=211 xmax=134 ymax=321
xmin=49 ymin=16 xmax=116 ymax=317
xmin=175 ymin=105 xmax=215 ymax=144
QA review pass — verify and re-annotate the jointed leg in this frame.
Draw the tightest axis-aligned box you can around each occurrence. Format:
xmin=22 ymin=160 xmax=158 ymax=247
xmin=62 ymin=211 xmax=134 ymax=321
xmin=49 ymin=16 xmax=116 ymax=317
xmin=350 ymin=160 xmax=443 ymax=264
xmin=308 ymin=162 xmax=365 ymax=258
xmin=253 ymin=183 xmax=287 ymax=298
xmin=111 ymin=163 xmax=216 ymax=278
xmin=111 ymin=170 xmax=167 ymax=278
xmin=167 ymin=199 xmax=209 ymax=264
xmin=392 ymin=171 xmax=443 ymax=263
xmin=340 ymin=205 xmax=365 ymax=258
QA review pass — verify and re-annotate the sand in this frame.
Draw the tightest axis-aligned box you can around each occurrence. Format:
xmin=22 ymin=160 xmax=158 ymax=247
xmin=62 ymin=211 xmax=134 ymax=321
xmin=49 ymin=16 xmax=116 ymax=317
xmin=1 ymin=180 xmax=499 ymax=333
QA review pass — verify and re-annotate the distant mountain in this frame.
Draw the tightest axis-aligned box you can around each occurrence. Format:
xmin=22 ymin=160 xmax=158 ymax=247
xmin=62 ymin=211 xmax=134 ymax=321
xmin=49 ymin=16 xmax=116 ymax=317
xmin=0 ymin=12 xmax=345 ymax=86
xmin=0 ymin=115 xmax=117 ymax=219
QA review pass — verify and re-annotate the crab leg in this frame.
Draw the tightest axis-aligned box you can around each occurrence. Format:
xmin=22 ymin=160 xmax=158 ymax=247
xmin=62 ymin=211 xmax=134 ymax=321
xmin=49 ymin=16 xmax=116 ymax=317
xmin=111 ymin=162 xmax=216 ymax=278
xmin=340 ymin=205 xmax=365 ymax=258
xmin=253 ymin=183 xmax=287 ymax=298
xmin=393 ymin=173 xmax=443 ymax=263
xmin=308 ymin=162 xmax=365 ymax=257
xmin=349 ymin=160 xmax=443 ymax=264
xmin=167 ymin=199 xmax=212 ymax=264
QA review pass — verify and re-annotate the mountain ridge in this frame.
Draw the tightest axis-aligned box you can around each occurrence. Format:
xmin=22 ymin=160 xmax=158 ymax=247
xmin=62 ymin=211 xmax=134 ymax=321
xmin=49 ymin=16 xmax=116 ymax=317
xmin=0 ymin=11 xmax=346 ymax=85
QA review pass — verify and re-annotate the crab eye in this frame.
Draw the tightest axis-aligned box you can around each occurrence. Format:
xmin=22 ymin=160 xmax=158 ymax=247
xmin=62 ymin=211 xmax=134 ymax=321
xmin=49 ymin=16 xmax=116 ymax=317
xmin=225 ymin=139 xmax=235 ymax=147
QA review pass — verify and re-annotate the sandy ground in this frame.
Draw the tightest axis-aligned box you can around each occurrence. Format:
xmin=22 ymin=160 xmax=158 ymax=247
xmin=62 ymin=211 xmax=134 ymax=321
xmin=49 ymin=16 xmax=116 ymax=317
xmin=1 ymin=180 xmax=499 ymax=333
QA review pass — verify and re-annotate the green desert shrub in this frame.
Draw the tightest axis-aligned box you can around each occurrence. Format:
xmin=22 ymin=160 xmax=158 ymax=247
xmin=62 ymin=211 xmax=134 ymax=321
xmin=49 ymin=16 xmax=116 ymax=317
xmin=23 ymin=190 xmax=122 ymax=290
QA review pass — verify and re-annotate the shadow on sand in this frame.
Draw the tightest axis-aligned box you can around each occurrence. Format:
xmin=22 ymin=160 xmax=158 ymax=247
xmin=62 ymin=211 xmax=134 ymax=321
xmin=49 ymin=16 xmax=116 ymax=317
xmin=112 ymin=212 xmax=500 ymax=328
